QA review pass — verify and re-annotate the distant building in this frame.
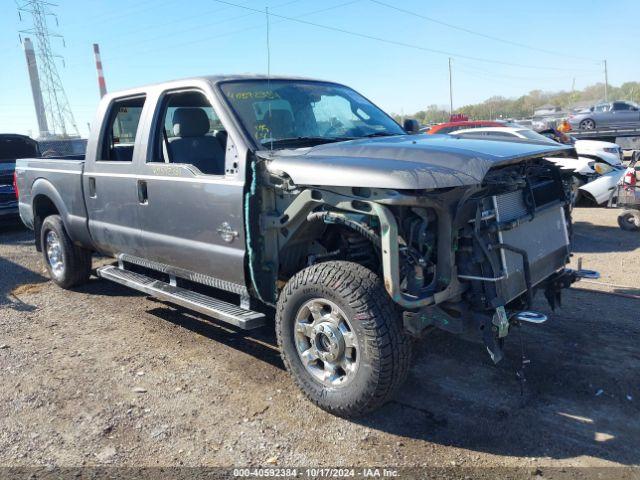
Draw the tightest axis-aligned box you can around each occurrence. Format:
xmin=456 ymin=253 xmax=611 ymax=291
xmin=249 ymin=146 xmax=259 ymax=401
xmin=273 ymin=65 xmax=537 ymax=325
xmin=534 ymin=104 xmax=562 ymax=116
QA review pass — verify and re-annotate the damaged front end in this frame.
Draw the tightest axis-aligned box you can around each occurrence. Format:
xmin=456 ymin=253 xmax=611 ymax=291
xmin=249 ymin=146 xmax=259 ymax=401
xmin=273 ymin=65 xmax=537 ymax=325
xmin=251 ymin=150 xmax=597 ymax=364
xmin=401 ymin=158 xmax=598 ymax=362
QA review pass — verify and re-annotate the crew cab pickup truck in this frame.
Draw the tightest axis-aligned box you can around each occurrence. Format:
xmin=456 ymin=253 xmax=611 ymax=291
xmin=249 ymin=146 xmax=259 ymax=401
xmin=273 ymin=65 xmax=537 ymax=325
xmin=15 ymin=76 xmax=597 ymax=416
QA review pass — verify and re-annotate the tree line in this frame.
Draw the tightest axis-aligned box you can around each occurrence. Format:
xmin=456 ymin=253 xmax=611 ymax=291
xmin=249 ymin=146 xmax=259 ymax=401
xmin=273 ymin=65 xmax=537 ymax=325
xmin=396 ymin=81 xmax=640 ymax=125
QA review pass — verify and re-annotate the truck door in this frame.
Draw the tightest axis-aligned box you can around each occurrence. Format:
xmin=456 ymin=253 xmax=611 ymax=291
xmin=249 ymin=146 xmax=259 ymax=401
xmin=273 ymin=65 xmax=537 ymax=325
xmin=83 ymin=95 xmax=147 ymax=257
xmin=136 ymin=88 xmax=246 ymax=287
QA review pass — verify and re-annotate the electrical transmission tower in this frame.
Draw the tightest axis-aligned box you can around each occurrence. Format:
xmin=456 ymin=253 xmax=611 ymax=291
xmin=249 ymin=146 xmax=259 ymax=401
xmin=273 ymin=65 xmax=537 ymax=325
xmin=18 ymin=0 xmax=79 ymax=138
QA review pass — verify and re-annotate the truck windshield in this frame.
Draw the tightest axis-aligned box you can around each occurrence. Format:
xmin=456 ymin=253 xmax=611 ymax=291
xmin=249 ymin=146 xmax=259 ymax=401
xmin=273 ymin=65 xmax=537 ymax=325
xmin=219 ymin=80 xmax=405 ymax=148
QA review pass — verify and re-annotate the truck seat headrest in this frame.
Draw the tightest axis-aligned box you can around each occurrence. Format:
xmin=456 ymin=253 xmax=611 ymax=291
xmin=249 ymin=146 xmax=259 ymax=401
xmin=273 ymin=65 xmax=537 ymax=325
xmin=172 ymin=108 xmax=210 ymax=137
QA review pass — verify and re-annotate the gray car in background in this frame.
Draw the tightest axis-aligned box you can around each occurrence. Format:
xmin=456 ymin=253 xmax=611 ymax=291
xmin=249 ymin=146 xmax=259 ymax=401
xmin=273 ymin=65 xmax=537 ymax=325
xmin=568 ymin=101 xmax=640 ymax=130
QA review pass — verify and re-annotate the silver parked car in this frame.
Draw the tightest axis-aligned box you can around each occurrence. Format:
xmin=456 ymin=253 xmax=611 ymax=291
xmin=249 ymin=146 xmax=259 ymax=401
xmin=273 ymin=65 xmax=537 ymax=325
xmin=568 ymin=101 xmax=640 ymax=130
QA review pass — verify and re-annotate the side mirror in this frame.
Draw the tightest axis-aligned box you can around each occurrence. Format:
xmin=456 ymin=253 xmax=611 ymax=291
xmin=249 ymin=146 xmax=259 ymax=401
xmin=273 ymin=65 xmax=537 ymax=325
xmin=403 ymin=118 xmax=420 ymax=134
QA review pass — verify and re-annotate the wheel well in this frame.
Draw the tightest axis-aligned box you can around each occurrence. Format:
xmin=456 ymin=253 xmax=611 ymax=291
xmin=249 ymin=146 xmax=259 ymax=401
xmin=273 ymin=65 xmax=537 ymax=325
xmin=576 ymin=190 xmax=597 ymax=206
xmin=277 ymin=220 xmax=380 ymax=282
xmin=33 ymin=195 xmax=59 ymax=251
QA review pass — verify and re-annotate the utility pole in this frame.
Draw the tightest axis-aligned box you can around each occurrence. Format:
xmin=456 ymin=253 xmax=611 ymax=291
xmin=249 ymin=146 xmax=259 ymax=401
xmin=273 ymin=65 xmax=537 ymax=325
xmin=603 ymin=59 xmax=609 ymax=102
xmin=18 ymin=0 xmax=78 ymax=138
xmin=448 ymin=57 xmax=453 ymax=115
xmin=265 ymin=6 xmax=271 ymax=79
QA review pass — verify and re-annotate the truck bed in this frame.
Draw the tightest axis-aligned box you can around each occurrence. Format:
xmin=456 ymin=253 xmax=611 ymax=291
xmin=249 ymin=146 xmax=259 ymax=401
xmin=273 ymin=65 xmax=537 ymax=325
xmin=15 ymin=157 xmax=92 ymax=246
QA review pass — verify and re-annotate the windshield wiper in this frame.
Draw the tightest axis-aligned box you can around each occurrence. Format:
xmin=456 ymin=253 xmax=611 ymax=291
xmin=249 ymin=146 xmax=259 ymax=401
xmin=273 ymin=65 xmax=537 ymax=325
xmin=360 ymin=132 xmax=402 ymax=138
xmin=261 ymin=136 xmax=352 ymax=148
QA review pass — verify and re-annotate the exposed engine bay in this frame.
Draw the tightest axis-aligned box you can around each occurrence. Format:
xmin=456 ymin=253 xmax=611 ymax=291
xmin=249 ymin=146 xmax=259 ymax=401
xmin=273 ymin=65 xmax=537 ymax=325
xmin=248 ymin=152 xmax=591 ymax=363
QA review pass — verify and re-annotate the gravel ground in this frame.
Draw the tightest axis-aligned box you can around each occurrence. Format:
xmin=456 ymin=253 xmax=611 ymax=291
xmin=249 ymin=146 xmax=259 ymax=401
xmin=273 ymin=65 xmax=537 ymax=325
xmin=0 ymin=207 xmax=638 ymax=469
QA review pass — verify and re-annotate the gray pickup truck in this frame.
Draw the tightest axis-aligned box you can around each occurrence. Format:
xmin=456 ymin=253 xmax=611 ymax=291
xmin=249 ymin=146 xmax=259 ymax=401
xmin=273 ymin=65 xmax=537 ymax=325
xmin=15 ymin=75 xmax=596 ymax=416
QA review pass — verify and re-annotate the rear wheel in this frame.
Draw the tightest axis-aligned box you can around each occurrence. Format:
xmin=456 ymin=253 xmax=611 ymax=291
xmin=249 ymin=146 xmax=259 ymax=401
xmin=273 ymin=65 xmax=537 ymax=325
xmin=276 ymin=261 xmax=412 ymax=417
xmin=41 ymin=215 xmax=92 ymax=288
xmin=579 ymin=119 xmax=596 ymax=130
xmin=618 ymin=210 xmax=640 ymax=231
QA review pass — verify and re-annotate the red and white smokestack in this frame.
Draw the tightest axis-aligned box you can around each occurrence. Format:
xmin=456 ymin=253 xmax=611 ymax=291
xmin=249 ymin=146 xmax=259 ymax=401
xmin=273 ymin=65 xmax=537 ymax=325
xmin=93 ymin=43 xmax=107 ymax=98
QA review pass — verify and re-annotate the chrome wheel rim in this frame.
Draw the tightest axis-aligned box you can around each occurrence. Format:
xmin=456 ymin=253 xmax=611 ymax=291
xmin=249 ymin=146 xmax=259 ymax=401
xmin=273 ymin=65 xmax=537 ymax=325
xmin=581 ymin=119 xmax=595 ymax=129
xmin=45 ymin=230 xmax=64 ymax=278
xmin=294 ymin=298 xmax=359 ymax=387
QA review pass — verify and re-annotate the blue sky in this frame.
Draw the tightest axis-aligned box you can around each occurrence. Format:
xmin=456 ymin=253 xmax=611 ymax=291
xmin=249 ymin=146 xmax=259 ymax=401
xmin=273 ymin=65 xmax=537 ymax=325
xmin=1 ymin=0 xmax=639 ymax=137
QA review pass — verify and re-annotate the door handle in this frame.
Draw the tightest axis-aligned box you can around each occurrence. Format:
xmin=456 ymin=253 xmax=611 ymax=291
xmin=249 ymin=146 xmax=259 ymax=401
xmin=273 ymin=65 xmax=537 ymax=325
xmin=137 ymin=180 xmax=148 ymax=204
xmin=88 ymin=177 xmax=97 ymax=198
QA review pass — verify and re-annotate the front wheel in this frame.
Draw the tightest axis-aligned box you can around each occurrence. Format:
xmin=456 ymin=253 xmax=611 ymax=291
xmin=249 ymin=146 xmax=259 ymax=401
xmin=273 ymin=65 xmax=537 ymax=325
xmin=276 ymin=261 xmax=412 ymax=417
xmin=618 ymin=210 xmax=640 ymax=231
xmin=41 ymin=215 xmax=92 ymax=289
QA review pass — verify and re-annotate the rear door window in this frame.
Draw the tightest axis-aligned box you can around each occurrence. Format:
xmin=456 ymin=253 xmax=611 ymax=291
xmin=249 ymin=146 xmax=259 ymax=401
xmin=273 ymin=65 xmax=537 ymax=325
xmin=99 ymin=96 xmax=146 ymax=162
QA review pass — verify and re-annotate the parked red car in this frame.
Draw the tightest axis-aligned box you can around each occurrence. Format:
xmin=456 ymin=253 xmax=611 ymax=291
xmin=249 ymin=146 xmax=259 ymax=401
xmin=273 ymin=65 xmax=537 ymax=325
xmin=427 ymin=120 xmax=503 ymax=135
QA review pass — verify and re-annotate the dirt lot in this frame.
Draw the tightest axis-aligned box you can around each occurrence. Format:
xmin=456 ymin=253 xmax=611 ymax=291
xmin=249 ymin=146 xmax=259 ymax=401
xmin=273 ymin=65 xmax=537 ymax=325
xmin=0 ymin=207 xmax=639 ymax=469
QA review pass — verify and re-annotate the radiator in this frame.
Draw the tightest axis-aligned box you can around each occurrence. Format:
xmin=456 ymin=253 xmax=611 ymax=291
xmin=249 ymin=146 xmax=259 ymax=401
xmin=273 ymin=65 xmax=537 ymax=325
xmin=492 ymin=192 xmax=570 ymax=303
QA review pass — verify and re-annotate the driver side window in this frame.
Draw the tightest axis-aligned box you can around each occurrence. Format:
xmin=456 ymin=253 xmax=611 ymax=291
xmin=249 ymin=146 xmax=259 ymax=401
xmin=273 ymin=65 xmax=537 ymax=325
xmin=152 ymin=90 xmax=226 ymax=175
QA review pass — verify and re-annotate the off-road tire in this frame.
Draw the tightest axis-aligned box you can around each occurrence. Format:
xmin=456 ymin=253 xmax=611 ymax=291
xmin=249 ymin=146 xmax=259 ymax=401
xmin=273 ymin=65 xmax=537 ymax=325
xmin=40 ymin=215 xmax=92 ymax=289
xmin=276 ymin=261 xmax=412 ymax=417
xmin=618 ymin=210 xmax=640 ymax=231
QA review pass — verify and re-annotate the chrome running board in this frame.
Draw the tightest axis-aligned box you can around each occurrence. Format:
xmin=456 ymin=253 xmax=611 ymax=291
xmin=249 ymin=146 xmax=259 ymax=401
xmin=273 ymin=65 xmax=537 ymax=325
xmin=97 ymin=265 xmax=266 ymax=330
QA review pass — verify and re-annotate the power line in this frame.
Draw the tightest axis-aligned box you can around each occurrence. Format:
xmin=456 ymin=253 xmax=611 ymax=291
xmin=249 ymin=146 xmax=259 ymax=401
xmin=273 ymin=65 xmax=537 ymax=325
xmin=369 ymin=0 xmax=600 ymax=64
xmin=98 ymin=0 xmax=360 ymax=66
xmin=455 ymin=62 xmax=600 ymax=82
xmin=205 ymin=0 xmax=602 ymax=72
xmin=112 ymin=0 xmax=304 ymax=53
xmin=60 ymin=0 xmax=179 ymax=31
xmin=100 ymin=0 xmax=299 ymax=52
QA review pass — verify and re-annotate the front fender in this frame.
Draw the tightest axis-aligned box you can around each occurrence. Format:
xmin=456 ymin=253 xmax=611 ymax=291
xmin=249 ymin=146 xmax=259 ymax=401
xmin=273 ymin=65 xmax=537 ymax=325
xmin=579 ymin=169 xmax=625 ymax=205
